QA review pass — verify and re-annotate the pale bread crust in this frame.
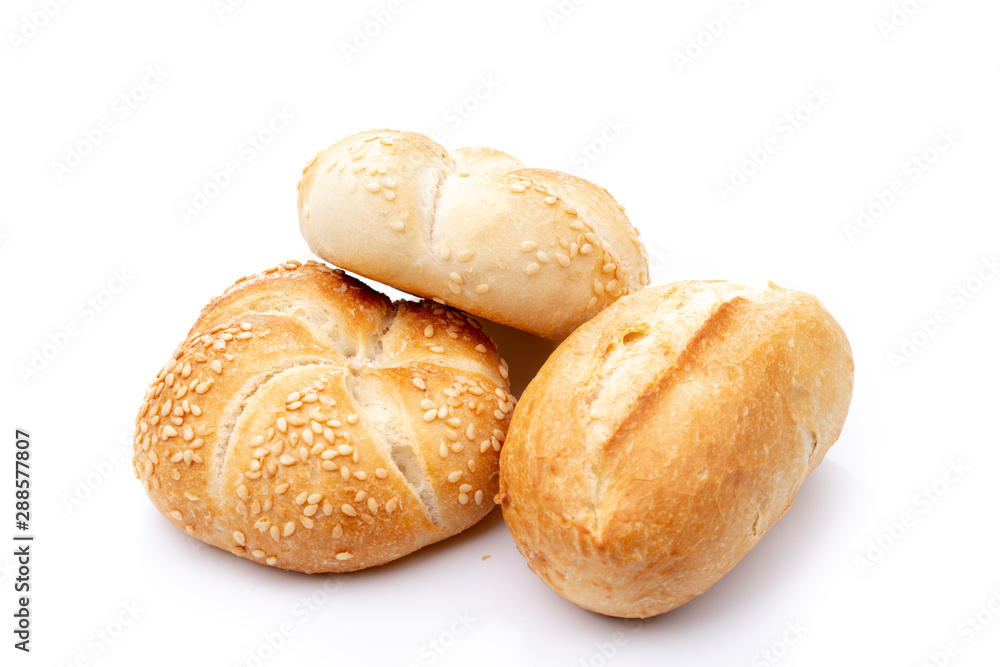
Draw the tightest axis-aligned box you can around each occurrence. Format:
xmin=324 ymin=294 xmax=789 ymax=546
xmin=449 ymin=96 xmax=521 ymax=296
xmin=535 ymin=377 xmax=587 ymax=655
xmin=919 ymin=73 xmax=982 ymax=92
xmin=133 ymin=260 xmax=515 ymax=573
xmin=297 ymin=129 xmax=650 ymax=340
xmin=497 ymin=281 xmax=854 ymax=618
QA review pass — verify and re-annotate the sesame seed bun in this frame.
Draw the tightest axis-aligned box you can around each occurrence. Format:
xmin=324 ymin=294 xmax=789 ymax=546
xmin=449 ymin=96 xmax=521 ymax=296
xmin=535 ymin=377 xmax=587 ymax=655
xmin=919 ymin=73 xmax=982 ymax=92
xmin=296 ymin=129 xmax=650 ymax=341
xmin=133 ymin=260 xmax=514 ymax=573
xmin=497 ymin=281 xmax=854 ymax=618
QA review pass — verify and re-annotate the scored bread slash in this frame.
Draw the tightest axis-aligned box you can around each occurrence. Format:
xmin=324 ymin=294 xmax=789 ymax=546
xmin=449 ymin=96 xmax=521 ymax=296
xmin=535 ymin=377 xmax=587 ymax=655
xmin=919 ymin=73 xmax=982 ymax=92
xmin=297 ymin=129 xmax=651 ymax=340
xmin=132 ymin=260 xmax=515 ymax=574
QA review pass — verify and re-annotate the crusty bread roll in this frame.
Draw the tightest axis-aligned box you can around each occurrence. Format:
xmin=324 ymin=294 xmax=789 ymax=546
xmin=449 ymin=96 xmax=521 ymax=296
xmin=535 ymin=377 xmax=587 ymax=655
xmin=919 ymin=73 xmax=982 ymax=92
xmin=132 ymin=260 xmax=516 ymax=573
xmin=297 ymin=129 xmax=650 ymax=340
xmin=497 ymin=281 xmax=854 ymax=618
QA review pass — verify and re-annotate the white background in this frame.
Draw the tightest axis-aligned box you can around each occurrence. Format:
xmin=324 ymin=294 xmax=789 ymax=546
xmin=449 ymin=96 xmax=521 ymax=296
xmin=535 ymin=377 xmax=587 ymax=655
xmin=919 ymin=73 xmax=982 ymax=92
xmin=2 ymin=1 xmax=999 ymax=665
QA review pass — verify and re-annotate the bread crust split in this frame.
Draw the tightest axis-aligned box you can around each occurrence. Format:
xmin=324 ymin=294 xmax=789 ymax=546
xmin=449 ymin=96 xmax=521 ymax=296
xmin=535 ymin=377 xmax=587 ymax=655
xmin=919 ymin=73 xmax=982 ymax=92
xmin=297 ymin=129 xmax=650 ymax=340
xmin=133 ymin=260 xmax=515 ymax=573
xmin=498 ymin=280 xmax=854 ymax=618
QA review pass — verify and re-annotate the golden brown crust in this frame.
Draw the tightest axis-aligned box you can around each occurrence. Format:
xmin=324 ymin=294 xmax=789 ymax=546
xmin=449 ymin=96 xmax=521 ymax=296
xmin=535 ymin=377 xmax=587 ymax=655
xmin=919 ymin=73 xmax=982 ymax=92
xmin=497 ymin=281 xmax=854 ymax=618
xmin=297 ymin=129 xmax=650 ymax=340
xmin=133 ymin=260 xmax=514 ymax=573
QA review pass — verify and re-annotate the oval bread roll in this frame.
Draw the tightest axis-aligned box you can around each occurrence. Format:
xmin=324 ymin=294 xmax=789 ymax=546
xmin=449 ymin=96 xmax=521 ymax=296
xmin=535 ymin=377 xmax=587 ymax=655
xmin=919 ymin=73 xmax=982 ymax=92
xmin=133 ymin=260 xmax=516 ymax=573
xmin=297 ymin=129 xmax=650 ymax=340
xmin=497 ymin=281 xmax=854 ymax=618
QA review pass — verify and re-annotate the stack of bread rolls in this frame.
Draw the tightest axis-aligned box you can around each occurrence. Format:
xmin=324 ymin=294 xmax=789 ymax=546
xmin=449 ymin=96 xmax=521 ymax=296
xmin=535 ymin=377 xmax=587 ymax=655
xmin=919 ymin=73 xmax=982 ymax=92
xmin=134 ymin=129 xmax=853 ymax=618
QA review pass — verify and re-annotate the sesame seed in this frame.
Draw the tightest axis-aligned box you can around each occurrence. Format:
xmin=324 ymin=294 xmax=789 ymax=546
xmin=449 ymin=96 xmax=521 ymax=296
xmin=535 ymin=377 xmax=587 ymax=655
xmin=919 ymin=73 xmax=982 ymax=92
xmin=240 ymin=322 xmax=253 ymax=331
xmin=594 ymin=280 xmax=605 ymax=296
xmin=525 ymin=263 xmax=540 ymax=276
xmin=321 ymin=461 xmax=337 ymax=471
xmin=365 ymin=182 xmax=381 ymax=193
xmin=302 ymin=393 xmax=318 ymax=403
xmin=279 ymin=454 xmax=296 ymax=466
xmin=413 ymin=378 xmax=426 ymax=390
xmin=521 ymin=241 xmax=537 ymax=253
xmin=302 ymin=430 xmax=314 ymax=446
xmin=424 ymin=325 xmax=435 ymax=338
xmin=162 ymin=425 xmax=178 ymax=439
xmin=338 ymin=444 xmax=355 ymax=456
xmin=353 ymin=471 xmax=367 ymax=480
xmin=307 ymin=493 xmax=323 ymax=505
xmin=458 ymin=493 xmax=469 ymax=505
xmin=544 ymin=196 xmax=557 ymax=205
xmin=459 ymin=484 xmax=473 ymax=493
xmin=430 ymin=345 xmax=445 ymax=353
xmin=332 ymin=524 xmax=343 ymax=539
xmin=439 ymin=443 xmax=449 ymax=458
xmin=336 ymin=552 xmax=353 ymax=561
xmin=275 ymin=483 xmax=289 ymax=494
xmin=603 ymin=263 xmax=617 ymax=274
xmin=233 ymin=530 xmax=246 ymax=545
xmin=580 ymin=244 xmax=593 ymax=255
xmin=390 ymin=220 xmax=405 ymax=231
xmin=385 ymin=499 xmax=398 ymax=512
xmin=446 ymin=417 xmax=461 ymax=427
xmin=266 ymin=556 xmax=278 ymax=565
xmin=438 ymin=405 xmax=448 ymax=419
xmin=355 ymin=491 xmax=367 ymax=502
xmin=536 ymin=251 xmax=550 ymax=263
xmin=321 ymin=449 xmax=337 ymax=460
xmin=300 ymin=516 xmax=314 ymax=529
xmin=184 ymin=490 xmax=199 ymax=501
xmin=341 ymin=504 xmax=358 ymax=517
xmin=508 ymin=183 xmax=526 ymax=193
xmin=494 ymin=409 xmax=505 ymax=420
xmin=451 ymin=442 xmax=465 ymax=453
xmin=286 ymin=392 xmax=300 ymax=404
xmin=457 ymin=249 xmax=474 ymax=262
xmin=296 ymin=491 xmax=308 ymax=505
xmin=475 ymin=490 xmax=484 ymax=504
xmin=438 ymin=245 xmax=451 ymax=261
xmin=287 ymin=401 xmax=302 ymax=411
xmin=588 ymin=296 xmax=598 ymax=309
xmin=341 ymin=466 xmax=351 ymax=480
xmin=303 ymin=504 xmax=318 ymax=517
xmin=367 ymin=497 xmax=378 ymax=513
xmin=347 ymin=414 xmax=359 ymax=425
xmin=606 ymin=279 xmax=619 ymax=293
xmin=450 ymin=272 xmax=463 ymax=284
xmin=448 ymin=471 xmax=462 ymax=483
xmin=169 ymin=510 xmax=182 ymax=520
xmin=468 ymin=459 xmax=477 ymax=472
xmin=236 ymin=332 xmax=253 ymax=340
xmin=252 ymin=549 xmax=265 ymax=558
xmin=195 ymin=381 xmax=211 ymax=395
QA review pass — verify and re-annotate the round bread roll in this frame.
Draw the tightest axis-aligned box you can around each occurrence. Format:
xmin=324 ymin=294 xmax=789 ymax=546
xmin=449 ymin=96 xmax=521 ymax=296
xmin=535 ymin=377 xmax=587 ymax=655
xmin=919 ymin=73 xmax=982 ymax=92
xmin=497 ymin=281 xmax=854 ymax=618
xmin=132 ymin=260 xmax=515 ymax=573
xmin=297 ymin=129 xmax=650 ymax=340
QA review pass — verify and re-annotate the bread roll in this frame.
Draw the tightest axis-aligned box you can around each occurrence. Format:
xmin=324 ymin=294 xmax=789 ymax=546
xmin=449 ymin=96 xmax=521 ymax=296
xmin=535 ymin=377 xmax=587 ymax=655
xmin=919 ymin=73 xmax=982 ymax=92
xmin=497 ymin=281 xmax=854 ymax=618
xmin=132 ymin=260 xmax=516 ymax=573
xmin=297 ymin=129 xmax=650 ymax=340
